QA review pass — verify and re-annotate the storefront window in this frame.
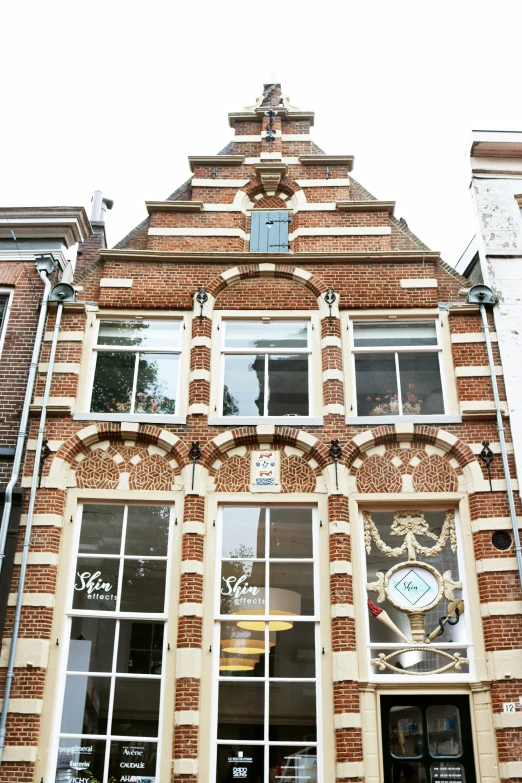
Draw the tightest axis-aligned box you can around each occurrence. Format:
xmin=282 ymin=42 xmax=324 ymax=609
xmin=54 ymin=504 xmax=172 ymax=783
xmin=214 ymin=506 xmax=319 ymax=783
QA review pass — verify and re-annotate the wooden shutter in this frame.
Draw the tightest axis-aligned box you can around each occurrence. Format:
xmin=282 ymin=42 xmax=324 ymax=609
xmin=249 ymin=211 xmax=289 ymax=253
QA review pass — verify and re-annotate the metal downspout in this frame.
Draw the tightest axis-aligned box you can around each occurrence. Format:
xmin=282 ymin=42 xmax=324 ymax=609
xmin=480 ymin=303 xmax=522 ymax=587
xmin=0 ymin=298 xmax=63 ymax=763
xmin=0 ymin=264 xmax=53 ymax=578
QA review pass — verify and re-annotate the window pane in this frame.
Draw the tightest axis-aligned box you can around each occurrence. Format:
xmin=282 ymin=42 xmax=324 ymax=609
xmin=68 ymin=618 xmax=116 ymax=672
xmin=55 ymin=737 xmax=106 ymax=782
xmin=73 ymin=557 xmax=119 ymax=612
xmin=354 ymin=353 xmax=398 ymax=416
xmin=427 ymin=705 xmax=462 ymax=756
xmin=120 ymin=560 xmax=167 ymax=613
xmin=389 ymin=706 xmax=423 ymax=757
xmin=431 ymin=762 xmax=466 ymax=782
xmin=125 ymin=506 xmax=170 ymax=556
xmin=268 ymin=355 xmax=309 ymax=416
xmin=222 ymin=507 xmax=266 ymax=559
xmin=353 ymin=322 xmax=438 ymax=347
xmin=60 ymin=674 xmax=111 ymax=734
xmin=91 ymin=351 xmax=135 ymax=413
xmin=136 ymin=353 xmax=178 ymax=414
xmin=217 ymin=681 xmax=264 ymax=740
xmin=392 ymin=762 xmax=427 ymax=783
xmin=223 ymin=354 xmax=265 ymax=416
xmin=78 ymin=505 xmax=124 ymax=555
xmin=269 ymin=681 xmax=317 ymax=742
xmin=225 ymin=321 xmax=308 ymax=349
xmin=216 ymin=743 xmax=264 ymax=783
xmin=108 ymin=741 xmax=158 ymax=782
xmin=219 ymin=622 xmax=269 ymax=678
xmin=398 ymin=353 xmax=444 ymax=415
xmin=269 ymin=745 xmax=318 ymax=782
xmin=270 ymin=622 xmax=316 ymax=678
xmin=0 ymin=296 xmax=7 ymax=329
xmin=98 ymin=319 xmax=180 ymax=348
xmin=117 ymin=621 xmax=164 ymax=675
xmin=269 ymin=562 xmax=314 ymax=616
xmin=270 ymin=507 xmax=313 ymax=558
xmin=221 ymin=561 xmax=266 ymax=616
xmin=112 ymin=678 xmax=161 ymax=737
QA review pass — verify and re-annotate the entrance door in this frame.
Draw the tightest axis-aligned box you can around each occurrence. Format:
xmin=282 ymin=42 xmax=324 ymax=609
xmin=380 ymin=695 xmax=476 ymax=783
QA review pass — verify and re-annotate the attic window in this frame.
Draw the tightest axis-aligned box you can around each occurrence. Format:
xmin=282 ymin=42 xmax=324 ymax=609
xmin=250 ymin=211 xmax=290 ymax=253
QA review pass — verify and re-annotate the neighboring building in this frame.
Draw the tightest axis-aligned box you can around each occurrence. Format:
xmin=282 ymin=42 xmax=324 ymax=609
xmin=1 ymin=87 xmax=521 ymax=783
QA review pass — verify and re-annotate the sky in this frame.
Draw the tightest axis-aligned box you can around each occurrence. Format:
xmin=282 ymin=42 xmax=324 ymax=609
xmin=2 ymin=0 xmax=522 ymax=266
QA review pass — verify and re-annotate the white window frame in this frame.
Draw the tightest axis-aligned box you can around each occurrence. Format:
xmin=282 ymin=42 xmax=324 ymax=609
xmin=0 ymin=287 xmax=14 ymax=361
xmin=344 ymin=311 xmax=461 ymax=425
xmin=49 ymin=501 xmax=175 ymax=783
xmin=210 ymin=504 xmax=323 ymax=783
xmin=209 ymin=311 xmax=323 ymax=426
xmin=75 ymin=311 xmax=190 ymax=424
xmin=358 ymin=505 xmax=474 ymax=683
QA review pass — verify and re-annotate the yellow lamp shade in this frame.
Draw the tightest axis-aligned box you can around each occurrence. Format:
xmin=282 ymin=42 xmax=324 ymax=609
xmin=232 ymin=588 xmax=301 ymax=631
xmin=221 ymin=631 xmax=276 ymax=655
xmin=219 ymin=656 xmax=260 ymax=671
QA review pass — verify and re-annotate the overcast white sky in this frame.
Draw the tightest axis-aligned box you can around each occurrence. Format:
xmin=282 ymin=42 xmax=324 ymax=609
xmin=2 ymin=1 xmax=521 ymax=265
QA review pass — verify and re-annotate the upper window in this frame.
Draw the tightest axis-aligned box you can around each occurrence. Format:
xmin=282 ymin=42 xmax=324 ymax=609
xmin=351 ymin=321 xmax=445 ymax=417
xmin=249 ymin=211 xmax=290 ymax=253
xmin=220 ymin=320 xmax=311 ymax=418
xmin=89 ymin=319 xmax=181 ymax=416
xmin=0 ymin=292 xmax=12 ymax=359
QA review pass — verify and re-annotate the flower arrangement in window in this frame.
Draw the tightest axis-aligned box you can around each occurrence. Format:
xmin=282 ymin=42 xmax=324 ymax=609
xmin=104 ymin=390 xmax=176 ymax=414
xmin=366 ymin=384 xmax=423 ymax=416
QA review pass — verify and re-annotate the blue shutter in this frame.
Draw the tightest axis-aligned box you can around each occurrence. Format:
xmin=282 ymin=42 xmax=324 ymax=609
xmin=249 ymin=211 xmax=289 ymax=253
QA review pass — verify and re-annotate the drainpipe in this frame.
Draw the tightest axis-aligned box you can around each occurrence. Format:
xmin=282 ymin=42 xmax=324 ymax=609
xmin=0 ymin=286 xmax=66 ymax=763
xmin=468 ymin=285 xmax=522 ymax=589
xmin=0 ymin=256 xmax=55 ymax=579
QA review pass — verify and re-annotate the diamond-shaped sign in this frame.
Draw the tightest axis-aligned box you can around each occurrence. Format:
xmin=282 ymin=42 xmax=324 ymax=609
xmin=393 ymin=569 xmax=432 ymax=607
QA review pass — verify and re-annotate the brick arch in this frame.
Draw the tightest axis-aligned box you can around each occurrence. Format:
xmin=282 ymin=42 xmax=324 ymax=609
xmin=243 ymin=176 xmax=300 ymax=201
xmin=204 ymin=263 xmax=328 ymax=302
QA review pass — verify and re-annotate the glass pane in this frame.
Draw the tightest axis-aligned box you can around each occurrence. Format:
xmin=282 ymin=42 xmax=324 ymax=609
xmin=55 ymin=737 xmax=106 ymax=783
xmin=112 ymin=678 xmax=161 ymax=738
xmin=219 ymin=621 xmax=269 ymax=678
xmin=392 ymin=762 xmax=427 ymax=783
xmin=91 ymin=351 xmax=135 ymax=413
xmin=427 ymin=705 xmax=462 ymax=756
xmin=0 ymin=297 xmax=7 ymax=328
xmin=220 ymin=561 xmax=266 ymax=616
xmin=431 ymin=761 xmax=466 ymax=782
xmin=108 ymin=740 xmax=158 ymax=782
xmin=270 ymin=507 xmax=313 ymax=558
xmin=222 ymin=507 xmax=266 ymax=559
xmin=78 ymin=504 xmax=124 ymax=555
xmin=73 ymin=557 xmax=119 ymax=612
xmin=117 ymin=621 xmax=164 ymax=675
xmin=217 ymin=681 xmax=264 ymax=740
xmin=354 ymin=353 xmax=399 ymax=416
xmin=120 ymin=560 xmax=167 ymax=613
xmin=269 ymin=746 xmax=318 ymax=783
xmin=223 ymin=354 xmax=265 ymax=416
xmin=353 ymin=321 xmax=438 ymax=347
xmin=60 ymin=674 xmax=111 ymax=735
xmin=268 ymin=355 xmax=309 ymax=416
xmin=98 ymin=319 xmax=180 ymax=348
xmin=399 ymin=353 xmax=444 ymax=415
xmin=269 ymin=562 xmax=314 ymax=617
xmin=270 ymin=622 xmax=316 ymax=678
xmin=125 ymin=506 xmax=170 ymax=556
xmin=389 ymin=706 xmax=423 ymax=757
xmin=68 ymin=618 xmax=116 ymax=672
xmin=216 ymin=743 xmax=264 ymax=782
xmin=225 ymin=320 xmax=308 ymax=349
xmin=269 ymin=681 xmax=317 ymax=742
xmin=135 ymin=353 xmax=178 ymax=414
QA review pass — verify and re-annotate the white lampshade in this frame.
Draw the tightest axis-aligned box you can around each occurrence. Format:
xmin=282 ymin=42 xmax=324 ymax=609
xmin=233 ymin=588 xmax=301 ymax=631
xmin=221 ymin=628 xmax=276 ymax=654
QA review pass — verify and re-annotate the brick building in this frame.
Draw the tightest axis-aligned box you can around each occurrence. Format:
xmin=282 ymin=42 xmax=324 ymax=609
xmin=1 ymin=85 xmax=521 ymax=783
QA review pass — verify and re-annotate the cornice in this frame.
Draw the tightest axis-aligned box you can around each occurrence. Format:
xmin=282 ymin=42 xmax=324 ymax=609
xmin=336 ymin=200 xmax=395 ymax=214
xmin=228 ymin=110 xmax=315 ymax=127
xmin=299 ymin=155 xmax=354 ymax=170
xmin=99 ymin=249 xmax=440 ymax=264
xmin=145 ymin=201 xmax=204 ymax=214
xmin=0 ymin=207 xmax=91 ymax=246
xmin=188 ymin=156 xmax=245 ymax=171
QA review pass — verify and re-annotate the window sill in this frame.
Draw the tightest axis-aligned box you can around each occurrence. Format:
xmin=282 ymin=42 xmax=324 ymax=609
xmin=74 ymin=412 xmax=187 ymax=425
xmin=345 ymin=414 xmax=462 ymax=425
xmin=208 ymin=416 xmax=323 ymax=426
